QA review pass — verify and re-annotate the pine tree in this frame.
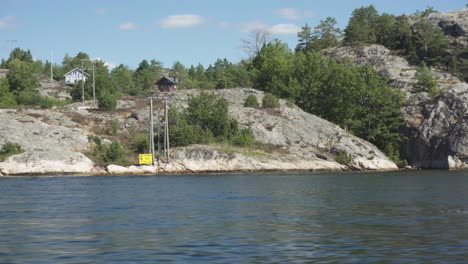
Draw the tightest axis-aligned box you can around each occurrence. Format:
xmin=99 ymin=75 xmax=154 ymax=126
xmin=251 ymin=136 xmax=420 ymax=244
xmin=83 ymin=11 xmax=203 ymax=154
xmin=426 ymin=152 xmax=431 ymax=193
xmin=295 ymin=24 xmax=313 ymax=52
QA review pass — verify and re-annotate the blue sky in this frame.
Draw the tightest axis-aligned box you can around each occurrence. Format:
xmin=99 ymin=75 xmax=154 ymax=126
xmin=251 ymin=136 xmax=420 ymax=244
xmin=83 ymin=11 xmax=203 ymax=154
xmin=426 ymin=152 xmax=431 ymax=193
xmin=1 ymin=0 xmax=466 ymax=69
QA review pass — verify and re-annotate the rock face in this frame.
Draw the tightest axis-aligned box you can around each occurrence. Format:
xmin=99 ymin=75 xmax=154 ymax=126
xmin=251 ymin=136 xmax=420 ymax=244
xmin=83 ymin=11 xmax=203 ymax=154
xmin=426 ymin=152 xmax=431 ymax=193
xmin=428 ymin=9 xmax=468 ymax=45
xmin=0 ymin=87 xmax=398 ymax=175
xmin=163 ymin=89 xmax=397 ymax=171
xmin=326 ymin=44 xmax=468 ymax=169
xmin=0 ymin=109 xmax=94 ymax=175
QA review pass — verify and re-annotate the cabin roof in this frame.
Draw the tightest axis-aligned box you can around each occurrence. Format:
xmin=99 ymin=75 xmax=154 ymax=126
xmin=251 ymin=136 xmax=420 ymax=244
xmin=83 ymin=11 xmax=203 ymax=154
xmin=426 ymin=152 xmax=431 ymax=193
xmin=156 ymin=76 xmax=177 ymax=85
xmin=63 ymin=67 xmax=90 ymax=77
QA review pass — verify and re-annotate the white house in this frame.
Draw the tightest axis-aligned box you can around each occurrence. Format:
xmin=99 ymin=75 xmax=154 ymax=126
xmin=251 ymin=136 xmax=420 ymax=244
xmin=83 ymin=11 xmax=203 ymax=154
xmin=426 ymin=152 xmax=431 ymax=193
xmin=63 ymin=68 xmax=90 ymax=85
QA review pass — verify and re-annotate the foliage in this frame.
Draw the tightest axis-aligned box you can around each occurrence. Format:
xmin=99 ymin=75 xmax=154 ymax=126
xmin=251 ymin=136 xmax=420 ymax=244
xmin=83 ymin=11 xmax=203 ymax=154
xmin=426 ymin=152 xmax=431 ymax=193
xmin=168 ymin=106 xmax=214 ymax=147
xmin=412 ymin=20 xmax=449 ymax=64
xmin=88 ymin=135 xmax=125 ymax=163
xmin=241 ymin=28 xmax=272 ymax=59
xmin=7 ymin=59 xmax=38 ymax=95
xmin=1 ymin=142 xmax=23 ymax=155
xmin=253 ymin=40 xmax=299 ymax=100
xmin=98 ymin=89 xmax=117 ymax=111
xmin=133 ymin=59 xmax=162 ymax=94
xmin=262 ymin=93 xmax=280 ymax=108
xmin=132 ymin=132 xmax=149 ymax=153
xmin=185 ymin=92 xmax=231 ymax=138
xmin=344 ymin=5 xmax=379 ymax=44
xmin=105 ymin=141 xmax=125 ymax=162
xmin=335 ymin=150 xmax=353 ymax=165
xmin=414 ymin=63 xmax=440 ymax=98
xmin=111 ymin=64 xmax=135 ymax=95
xmin=0 ymin=78 xmax=16 ymax=107
xmin=296 ymin=24 xmax=313 ymax=52
xmin=108 ymin=119 xmax=120 ymax=136
xmin=244 ymin=94 xmax=259 ymax=108
xmin=6 ymin=48 xmax=33 ymax=65
xmin=310 ymin=17 xmax=342 ymax=51
xmin=168 ymin=93 xmax=255 ymax=147
xmin=252 ymin=42 xmax=404 ymax=158
xmin=0 ymin=141 xmax=23 ymax=161
xmin=230 ymin=128 xmax=255 ymax=147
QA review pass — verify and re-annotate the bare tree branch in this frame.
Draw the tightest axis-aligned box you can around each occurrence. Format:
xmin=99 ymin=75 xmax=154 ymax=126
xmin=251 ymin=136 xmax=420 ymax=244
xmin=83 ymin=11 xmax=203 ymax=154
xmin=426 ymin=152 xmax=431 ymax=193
xmin=240 ymin=28 xmax=272 ymax=59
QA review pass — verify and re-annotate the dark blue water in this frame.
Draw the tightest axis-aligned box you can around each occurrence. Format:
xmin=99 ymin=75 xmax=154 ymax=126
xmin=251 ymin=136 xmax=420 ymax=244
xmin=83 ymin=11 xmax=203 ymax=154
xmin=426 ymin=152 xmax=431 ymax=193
xmin=0 ymin=170 xmax=467 ymax=263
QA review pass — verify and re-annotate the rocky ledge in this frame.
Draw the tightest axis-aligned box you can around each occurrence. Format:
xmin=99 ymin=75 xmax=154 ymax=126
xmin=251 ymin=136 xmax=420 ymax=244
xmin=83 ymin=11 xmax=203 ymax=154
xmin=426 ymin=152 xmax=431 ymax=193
xmin=0 ymin=88 xmax=397 ymax=176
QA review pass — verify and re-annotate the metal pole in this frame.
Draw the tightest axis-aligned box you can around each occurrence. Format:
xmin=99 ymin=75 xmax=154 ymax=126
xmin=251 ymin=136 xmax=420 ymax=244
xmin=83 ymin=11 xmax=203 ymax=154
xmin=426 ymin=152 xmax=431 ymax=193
xmin=149 ymin=98 xmax=154 ymax=166
xmin=165 ymin=96 xmax=169 ymax=162
xmin=92 ymin=61 xmax=96 ymax=108
xmin=157 ymin=99 xmax=160 ymax=165
xmin=81 ymin=60 xmax=84 ymax=106
xmin=151 ymin=96 xmax=156 ymax=166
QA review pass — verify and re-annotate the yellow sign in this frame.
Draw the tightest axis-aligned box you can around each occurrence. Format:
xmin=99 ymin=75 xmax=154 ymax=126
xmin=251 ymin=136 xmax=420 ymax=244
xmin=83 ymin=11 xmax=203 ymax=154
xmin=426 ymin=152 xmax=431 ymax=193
xmin=139 ymin=154 xmax=153 ymax=165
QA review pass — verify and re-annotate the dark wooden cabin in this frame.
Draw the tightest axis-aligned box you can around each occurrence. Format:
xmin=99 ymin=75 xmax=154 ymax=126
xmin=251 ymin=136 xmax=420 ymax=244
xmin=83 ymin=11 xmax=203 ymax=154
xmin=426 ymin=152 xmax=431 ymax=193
xmin=156 ymin=77 xmax=177 ymax=92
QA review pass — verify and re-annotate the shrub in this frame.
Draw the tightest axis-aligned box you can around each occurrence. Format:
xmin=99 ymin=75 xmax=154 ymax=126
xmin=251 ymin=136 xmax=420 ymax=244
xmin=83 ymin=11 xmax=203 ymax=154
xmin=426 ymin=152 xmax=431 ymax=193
xmin=132 ymin=133 xmax=149 ymax=153
xmin=0 ymin=141 xmax=23 ymax=161
xmin=108 ymin=119 xmax=120 ymax=136
xmin=335 ymin=150 xmax=353 ymax=165
xmin=244 ymin=94 xmax=259 ymax=108
xmin=105 ymin=141 xmax=124 ymax=162
xmin=88 ymin=135 xmax=125 ymax=163
xmin=262 ymin=93 xmax=280 ymax=108
xmin=98 ymin=90 xmax=117 ymax=111
xmin=230 ymin=128 xmax=255 ymax=147
xmin=1 ymin=142 xmax=23 ymax=155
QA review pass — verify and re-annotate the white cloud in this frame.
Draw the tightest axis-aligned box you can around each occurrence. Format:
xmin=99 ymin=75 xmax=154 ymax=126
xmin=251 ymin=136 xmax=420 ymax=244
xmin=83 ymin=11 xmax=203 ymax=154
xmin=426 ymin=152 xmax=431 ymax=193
xmin=0 ymin=16 xmax=15 ymax=29
xmin=160 ymin=14 xmax=206 ymax=28
xmin=241 ymin=21 xmax=268 ymax=33
xmin=119 ymin=22 xmax=137 ymax=31
xmin=277 ymin=8 xmax=312 ymax=20
xmin=268 ymin=24 xmax=301 ymax=35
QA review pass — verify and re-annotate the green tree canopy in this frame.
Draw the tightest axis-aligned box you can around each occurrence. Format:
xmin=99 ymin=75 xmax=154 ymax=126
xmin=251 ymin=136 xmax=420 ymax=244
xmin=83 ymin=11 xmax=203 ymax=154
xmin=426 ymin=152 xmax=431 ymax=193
xmin=6 ymin=59 xmax=38 ymax=95
xmin=310 ymin=17 xmax=342 ymax=51
xmin=295 ymin=23 xmax=313 ymax=52
xmin=111 ymin=64 xmax=135 ymax=95
xmin=344 ymin=5 xmax=379 ymax=44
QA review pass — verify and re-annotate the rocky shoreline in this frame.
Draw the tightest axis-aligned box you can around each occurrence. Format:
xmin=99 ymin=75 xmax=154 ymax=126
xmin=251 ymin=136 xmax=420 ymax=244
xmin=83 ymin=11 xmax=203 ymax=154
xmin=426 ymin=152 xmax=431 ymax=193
xmin=0 ymin=88 xmax=399 ymax=176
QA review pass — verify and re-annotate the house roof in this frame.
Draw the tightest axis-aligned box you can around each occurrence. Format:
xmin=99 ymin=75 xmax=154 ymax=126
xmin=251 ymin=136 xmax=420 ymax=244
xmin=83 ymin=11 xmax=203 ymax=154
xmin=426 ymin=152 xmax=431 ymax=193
xmin=156 ymin=76 xmax=177 ymax=85
xmin=63 ymin=67 xmax=91 ymax=77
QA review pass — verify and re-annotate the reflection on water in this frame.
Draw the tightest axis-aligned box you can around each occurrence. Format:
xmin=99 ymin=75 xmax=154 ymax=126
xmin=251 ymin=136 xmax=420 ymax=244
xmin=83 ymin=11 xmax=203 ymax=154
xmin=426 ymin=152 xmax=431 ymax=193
xmin=0 ymin=170 xmax=467 ymax=263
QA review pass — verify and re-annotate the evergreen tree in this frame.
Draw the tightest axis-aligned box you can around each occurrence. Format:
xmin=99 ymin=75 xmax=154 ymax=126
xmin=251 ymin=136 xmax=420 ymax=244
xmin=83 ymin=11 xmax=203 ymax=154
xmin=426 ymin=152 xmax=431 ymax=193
xmin=0 ymin=78 xmax=16 ymax=107
xmin=110 ymin=64 xmax=135 ymax=95
xmin=295 ymin=24 xmax=313 ymax=52
xmin=310 ymin=17 xmax=342 ymax=51
xmin=412 ymin=20 xmax=449 ymax=63
xmin=344 ymin=5 xmax=379 ymax=44
xmin=6 ymin=59 xmax=38 ymax=95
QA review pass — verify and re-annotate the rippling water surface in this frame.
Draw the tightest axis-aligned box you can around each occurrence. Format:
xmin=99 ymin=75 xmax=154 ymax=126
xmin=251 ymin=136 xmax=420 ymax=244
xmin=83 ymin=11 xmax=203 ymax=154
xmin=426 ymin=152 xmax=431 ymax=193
xmin=0 ymin=170 xmax=467 ymax=263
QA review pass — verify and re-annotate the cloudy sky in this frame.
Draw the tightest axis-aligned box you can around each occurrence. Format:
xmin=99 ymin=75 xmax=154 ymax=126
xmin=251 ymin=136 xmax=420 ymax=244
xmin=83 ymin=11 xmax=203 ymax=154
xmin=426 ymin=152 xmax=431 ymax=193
xmin=0 ymin=0 xmax=465 ymax=69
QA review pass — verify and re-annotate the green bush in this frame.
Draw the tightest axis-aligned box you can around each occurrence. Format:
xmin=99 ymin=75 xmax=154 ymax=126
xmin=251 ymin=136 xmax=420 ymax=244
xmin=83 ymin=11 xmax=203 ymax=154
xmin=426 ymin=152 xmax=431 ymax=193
xmin=262 ymin=93 xmax=280 ymax=108
xmin=98 ymin=89 xmax=117 ymax=111
xmin=1 ymin=142 xmax=23 ymax=155
xmin=105 ymin=141 xmax=124 ymax=162
xmin=88 ymin=136 xmax=125 ymax=163
xmin=230 ymin=128 xmax=255 ymax=147
xmin=335 ymin=150 xmax=353 ymax=165
xmin=108 ymin=119 xmax=120 ymax=136
xmin=0 ymin=141 xmax=23 ymax=161
xmin=244 ymin=94 xmax=259 ymax=108
xmin=132 ymin=133 xmax=149 ymax=153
